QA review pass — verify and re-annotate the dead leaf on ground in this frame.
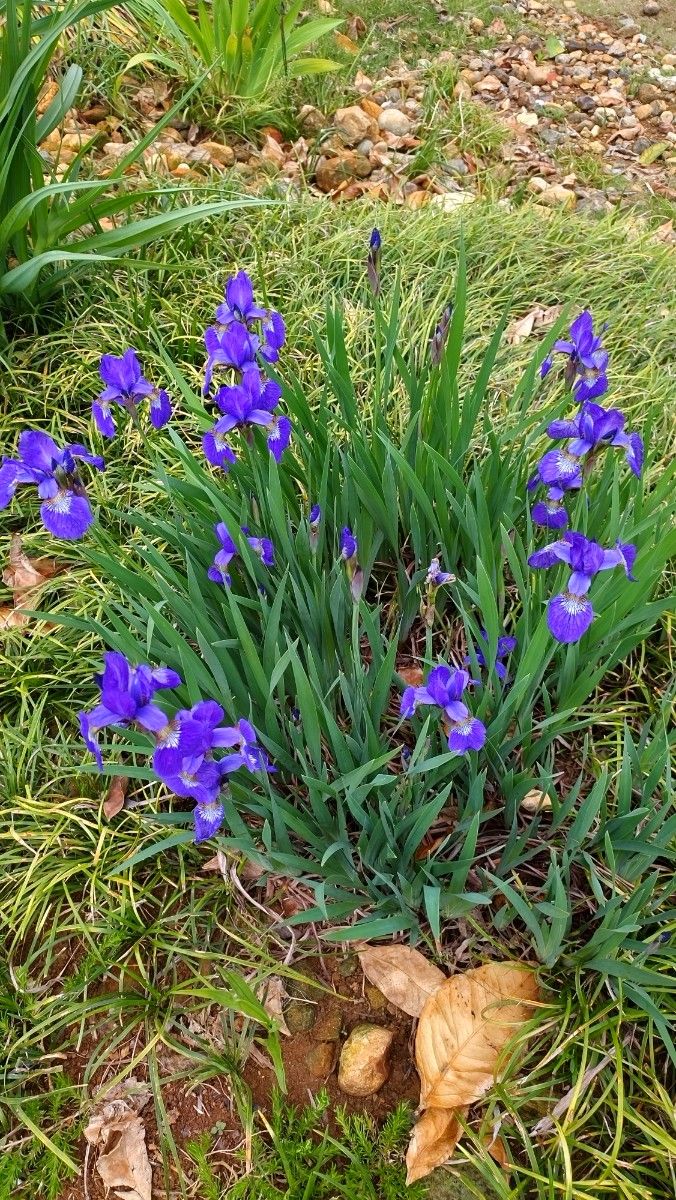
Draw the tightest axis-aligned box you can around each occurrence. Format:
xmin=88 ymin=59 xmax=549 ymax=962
xmin=485 ymin=1132 xmax=510 ymax=1168
xmin=520 ymin=788 xmax=552 ymax=814
xmin=406 ymin=1107 xmax=464 ymax=1183
xmin=0 ymin=535 xmax=62 ymax=631
xmin=358 ymin=945 xmax=446 ymax=1017
xmin=345 ymin=14 xmax=367 ymax=40
xmin=334 ymin=31 xmax=360 ymax=53
xmin=398 ymin=665 xmax=424 ymax=687
xmin=258 ymin=976 xmax=291 ymax=1036
xmin=416 ymin=963 xmax=540 ymax=1109
xmin=104 ymin=775 xmax=128 ymax=820
xmin=506 ymin=304 xmax=563 ymax=346
xmin=84 ymin=1079 xmax=152 ymax=1200
xmin=202 ymin=849 xmax=229 ymax=877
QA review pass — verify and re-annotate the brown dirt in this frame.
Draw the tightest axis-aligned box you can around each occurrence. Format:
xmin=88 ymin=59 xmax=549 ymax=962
xmin=243 ymin=954 xmax=420 ymax=1125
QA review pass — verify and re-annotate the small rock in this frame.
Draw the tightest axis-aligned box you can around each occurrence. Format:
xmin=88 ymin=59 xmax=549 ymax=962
xmin=474 ymin=74 xmax=503 ymax=94
xmin=642 ymin=1 xmax=660 ymax=15
xmin=637 ymin=83 xmax=660 ymax=102
xmin=527 ymin=64 xmax=555 ymax=86
xmin=539 ymin=184 xmax=577 ymax=208
xmin=334 ymin=105 xmax=377 ymax=146
xmin=430 ymin=191 xmax=475 ymax=211
xmin=357 ymin=139 xmax=374 ymax=155
xmin=538 ymin=126 xmax=566 ymax=147
xmin=576 ymin=190 xmax=611 ymax=217
xmin=527 ymin=175 xmax=549 ymax=193
xmin=298 ymin=105 xmax=326 ymax=134
xmin=445 ymin=157 xmax=469 ymax=176
xmin=454 ymin=80 xmax=473 ymax=100
xmin=199 ymin=140 xmax=235 ymax=167
xmin=377 ymin=108 xmax=411 ymax=136
xmin=284 ymin=999 xmax=316 ymax=1033
xmin=607 ymin=41 xmax=627 ymax=58
xmin=621 ymin=113 xmax=639 ymax=127
xmin=315 ymin=151 xmax=372 ymax=191
xmin=577 ymin=95 xmax=597 ymax=113
xmin=337 ymin=1024 xmax=394 ymax=1097
xmin=617 ymin=125 xmax=642 ymax=139
xmin=634 ymin=103 xmax=654 ymax=121
xmin=360 ymin=97 xmax=382 ymax=119
xmin=516 ymin=109 xmax=539 ymax=127
xmin=305 ymin=1042 xmax=336 ymax=1078
xmin=597 ymin=89 xmax=625 ymax=106
xmin=469 ymin=16 xmax=484 ymax=32
xmin=313 ymin=1012 xmax=343 ymax=1041
xmin=663 ymin=54 xmax=676 ymax=68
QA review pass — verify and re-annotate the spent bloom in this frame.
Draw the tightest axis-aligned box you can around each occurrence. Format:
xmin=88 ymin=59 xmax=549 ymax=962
xmin=340 ymin=526 xmax=363 ymax=601
xmin=540 ymin=310 xmax=609 ymax=403
xmin=529 ymin=530 xmax=637 ymax=643
xmin=467 ymin=629 xmax=517 ymax=682
xmin=400 ymin=664 xmax=486 ymax=754
xmin=546 ymin=401 xmax=643 ymax=479
xmin=308 ymin=504 xmax=321 ymax=552
xmin=429 ymin=304 xmax=453 ymax=366
xmin=422 ymin=557 xmax=455 ymax=627
xmin=94 ymin=349 xmax=171 ymax=437
xmin=79 ymin=651 xmax=181 ymax=770
xmin=0 ymin=430 xmax=104 ymax=540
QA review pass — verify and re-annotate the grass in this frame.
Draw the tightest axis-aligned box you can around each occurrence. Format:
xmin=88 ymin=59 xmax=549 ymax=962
xmin=1 ymin=191 xmax=675 ymax=1195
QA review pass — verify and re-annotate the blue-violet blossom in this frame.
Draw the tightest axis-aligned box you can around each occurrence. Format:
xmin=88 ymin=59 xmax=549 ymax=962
xmin=546 ymin=401 xmax=643 ymax=478
xmin=79 ymin=651 xmax=181 ymax=770
xmin=94 ymin=349 xmax=171 ymax=437
xmin=400 ymin=664 xmax=486 ymax=754
xmin=540 ymin=310 xmax=609 ymax=402
xmin=0 ymin=430 xmax=104 ymax=540
xmin=528 ymin=530 xmax=637 ymax=643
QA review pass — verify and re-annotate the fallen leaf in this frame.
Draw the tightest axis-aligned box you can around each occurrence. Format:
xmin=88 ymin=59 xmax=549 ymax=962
xmin=358 ymin=945 xmax=446 ymax=1017
xmin=398 ymin=665 xmax=424 ymax=687
xmin=544 ymin=35 xmax=565 ymax=57
xmin=202 ymin=849 xmax=229 ymax=877
xmin=639 ymin=141 xmax=669 ymax=166
xmin=334 ymin=31 xmax=360 ymax=53
xmin=258 ymin=976 xmax=291 ymax=1036
xmin=653 ymin=219 xmax=674 ymax=244
xmin=316 ymin=0 xmax=335 ymax=11
xmin=0 ymin=606 xmax=27 ymax=629
xmin=485 ymin=1132 xmax=510 ymax=1168
xmin=506 ymin=304 xmax=562 ymax=346
xmin=416 ymin=963 xmax=540 ymax=1109
xmin=0 ymin=535 xmax=62 ymax=632
xmin=104 ymin=776 xmax=128 ymax=820
xmin=346 ymin=14 xmax=366 ymax=40
xmin=520 ymin=789 xmax=552 ymax=813
xmin=406 ymin=1107 xmax=464 ymax=1183
xmin=85 ymin=1080 xmax=152 ymax=1200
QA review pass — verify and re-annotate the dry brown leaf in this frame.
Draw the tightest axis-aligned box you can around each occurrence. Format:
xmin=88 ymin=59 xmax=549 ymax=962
xmin=0 ymin=606 xmax=27 ymax=629
xmin=85 ymin=1080 xmax=152 ymax=1200
xmin=398 ymin=665 xmax=423 ymax=687
xmin=104 ymin=776 xmax=128 ymax=820
xmin=506 ymin=304 xmax=563 ymax=346
xmin=520 ymin=789 xmax=552 ymax=814
xmin=346 ymin=14 xmax=366 ymax=39
xmin=358 ymin=945 xmax=446 ymax=1018
xmin=316 ymin=0 xmax=335 ymax=11
xmin=0 ymin=537 xmax=63 ymax=633
xmin=334 ymin=31 xmax=360 ymax=53
xmin=258 ymin=976 xmax=291 ymax=1036
xmin=485 ymin=1132 xmax=510 ymax=1168
xmin=406 ymin=1107 xmax=464 ymax=1183
xmin=416 ymin=963 xmax=540 ymax=1109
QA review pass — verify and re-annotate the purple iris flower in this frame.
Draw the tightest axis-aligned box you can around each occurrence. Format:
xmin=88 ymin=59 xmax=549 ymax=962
xmin=426 ymin=558 xmax=455 ymax=587
xmin=0 ymin=430 xmax=104 ymax=540
xmin=79 ymin=651 xmax=181 ymax=770
xmin=540 ymin=310 xmax=609 ymax=402
xmin=546 ymin=402 xmax=644 ymax=478
xmin=309 ymin=504 xmax=321 ymax=551
xmin=152 ymin=700 xmax=273 ymax=842
xmin=202 ymin=425 xmax=237 ymax=471
xmin=400 ymin=664 xmax=486 ymax=754
xmin=243 ymin=527 xmax=275 ymax=567
xmin=208 ymin=523 xmax=239 ymax=585
xmin=215 ymin=271 xmax=268 ymax=327
xmin=267 ymin=414 xmax=293 ymax=463
xmin=468 ymin=630 xmax=517 ymax=682
xmin=532 ymin=486 xmax=569 ymax=530
xmin=203 ymin=321 xmax=260 ymax=395
xmin=529 ymin=448 xmax=584 ymax=492
xmin=94 ymin=349 xmax=170 ymax=437
xmin=214 ymin=371 xmax=281 ymax=432
xmin=260 ymin=311 xmax=286 ymax=363
xmin=528 ymin=530 xmax=637 ymax=643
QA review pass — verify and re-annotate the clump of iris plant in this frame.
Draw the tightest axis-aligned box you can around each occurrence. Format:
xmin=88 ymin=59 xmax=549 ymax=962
xmin=529 ymin=531 xmax=636 ymax=643
xmin=202 ymin=270 xmax=291 ymax=465
xmin=541 ymin=310 xmax=609 ymax=402
xmin=79 ymin=652 xmax=272 ymax=842
xmin=93 ymin=349 xmax=171 ymax=437
xmin=0 ymin=430 xmax=104 ymax=539
xmin=400 ymin=665 xmax=486 ymax=754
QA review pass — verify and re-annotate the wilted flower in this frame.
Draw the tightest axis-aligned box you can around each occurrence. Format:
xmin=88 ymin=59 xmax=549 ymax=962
xmin=422 ymin=557 xmax=455 ymax=627
xmin=429 ymin=304 xmax=453 ymax=366
xmin=94 ymin=349 xmax=170 ymax=437
xmin=467 ymin=629 xmax=517 ymax=681
xmin=540 ymin=310 xmax=608 ymax=402
xmin=546 ymin=401 xmax=644 ymax=478
xmin=79 ymin=651 xmax=181 ymax=770
xmin=152 ymin=700 xmax=273 ymax=842
xmin=400 ymin=664 xmax=486 ymax=754
xmin=528 ymin=530 xmax=637 ymax=643
xmin=0 ymin=430 xmax=104 ymax=540
xmin=367 ymin=228 xmax=382 ymax=297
